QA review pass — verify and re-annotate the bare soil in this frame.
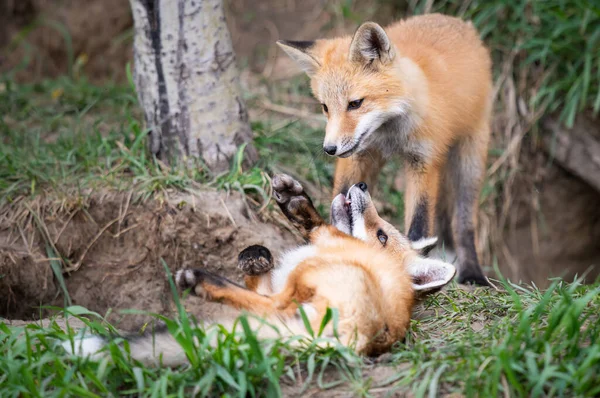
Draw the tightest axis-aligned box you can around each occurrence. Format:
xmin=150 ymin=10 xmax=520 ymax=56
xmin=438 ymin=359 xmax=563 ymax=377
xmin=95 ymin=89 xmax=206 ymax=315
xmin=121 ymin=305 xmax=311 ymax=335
xmin=499 ymin=152 xmax=600 ymax=286
xmin=0 ymin=0 xmax=133 ymax=82
xmin=0 ymin=189 xmax=300 ymax=329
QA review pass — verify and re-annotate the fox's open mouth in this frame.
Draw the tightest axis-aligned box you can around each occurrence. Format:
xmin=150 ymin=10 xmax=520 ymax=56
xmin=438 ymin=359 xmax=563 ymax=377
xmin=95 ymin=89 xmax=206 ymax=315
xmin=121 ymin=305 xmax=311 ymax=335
xmin=330 ymin=192 xmax=353 ymax=235
xmin=343 ymin=192 xmax=353 ymax=228
xmin=330 ymin=186 xmax=369 ymax=236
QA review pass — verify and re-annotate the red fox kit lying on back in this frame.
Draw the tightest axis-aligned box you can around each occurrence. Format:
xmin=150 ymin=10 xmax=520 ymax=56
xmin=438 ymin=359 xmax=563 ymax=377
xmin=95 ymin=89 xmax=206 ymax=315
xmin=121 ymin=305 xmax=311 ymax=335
xmin=277 ymin=14 xmax=493 ymax=285
xmin=63 ymin=174 xmax=455 ymax=365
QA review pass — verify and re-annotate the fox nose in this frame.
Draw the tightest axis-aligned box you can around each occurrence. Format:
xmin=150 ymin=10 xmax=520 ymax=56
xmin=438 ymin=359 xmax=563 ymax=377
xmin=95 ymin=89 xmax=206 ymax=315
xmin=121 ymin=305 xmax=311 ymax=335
xmin=357 ymin=182 xmax=368 ymax=192
xmin=323 ymin=145 xmax=337 ymax=156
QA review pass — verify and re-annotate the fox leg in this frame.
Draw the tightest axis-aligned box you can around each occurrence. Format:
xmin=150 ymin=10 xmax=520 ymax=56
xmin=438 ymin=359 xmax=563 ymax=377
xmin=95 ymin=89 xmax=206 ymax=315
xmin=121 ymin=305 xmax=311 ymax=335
xmin=333 ymin=151 xmax=386 ymax=195
xmin=446 ymin=135 xmax=490 ymax=286
xmin=237 ymin=245 xmax=274 ymax=295
xmin=176 ymin=268 xmax=298 ymax=317
xmin=404 ymin=162 xmax=441 ymax=243
xmin=272 ymin=174 xmax=325 ymax=240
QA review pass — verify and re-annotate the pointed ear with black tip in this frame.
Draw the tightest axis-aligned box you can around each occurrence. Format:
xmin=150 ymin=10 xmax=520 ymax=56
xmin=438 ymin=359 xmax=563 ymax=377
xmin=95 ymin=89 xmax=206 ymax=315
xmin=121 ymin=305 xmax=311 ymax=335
xmin=410 ymin=236 xmax=438 ymax=257
xmin=407 ymin=256 xmax=456 ymax=295
xmin=276 ymin=40 xmax=320 ymax=76
xmin=349 ymin=22 xmax=395 ymax=66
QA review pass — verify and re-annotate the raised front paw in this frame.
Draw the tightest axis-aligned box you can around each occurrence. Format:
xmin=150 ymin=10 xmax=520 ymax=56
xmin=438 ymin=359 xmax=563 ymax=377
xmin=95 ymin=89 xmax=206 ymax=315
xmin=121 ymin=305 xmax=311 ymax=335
xmin=272 ymin=173 xmax=324 ymax=238
xmin=272 ymin=174 xmax=305 ymax=205
xmin=238 ymin=245 xmax=274 ymax=276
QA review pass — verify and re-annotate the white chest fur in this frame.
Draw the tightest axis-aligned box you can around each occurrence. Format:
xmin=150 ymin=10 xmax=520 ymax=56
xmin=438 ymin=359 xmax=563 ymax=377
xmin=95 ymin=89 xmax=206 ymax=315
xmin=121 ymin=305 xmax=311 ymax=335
xmin=271 ymin=245 xmax=318 ymax=294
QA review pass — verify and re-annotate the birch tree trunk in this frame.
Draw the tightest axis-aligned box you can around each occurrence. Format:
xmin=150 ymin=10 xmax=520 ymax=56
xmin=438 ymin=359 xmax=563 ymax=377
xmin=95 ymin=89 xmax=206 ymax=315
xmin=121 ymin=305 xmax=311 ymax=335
xmin=129 ymin=0 xmax=257 ymax=172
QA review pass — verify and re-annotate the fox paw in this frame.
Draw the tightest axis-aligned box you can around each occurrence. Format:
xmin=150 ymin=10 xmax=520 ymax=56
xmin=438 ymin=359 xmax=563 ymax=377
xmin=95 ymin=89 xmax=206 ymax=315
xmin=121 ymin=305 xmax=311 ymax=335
xmin=272 ymin=174 xmax=305 ymax=205
xmin=238 ymin=245 xmax=274 ymax=276
xmin=272 ymin=173 xmax=313 ymax=220
xmin=457 ymin=270 xmax=491 ymax=287
xmin=175 ymin=269 xmax=204 ymax=291
xmin=272 ymin=173 xmax=323 ymax=237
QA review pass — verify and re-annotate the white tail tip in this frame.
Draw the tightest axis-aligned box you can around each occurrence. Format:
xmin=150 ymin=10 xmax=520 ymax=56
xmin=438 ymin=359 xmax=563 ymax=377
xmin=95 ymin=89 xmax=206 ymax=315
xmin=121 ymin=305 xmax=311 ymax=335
xmin=62 ymin=335 xmax=106 ymax=359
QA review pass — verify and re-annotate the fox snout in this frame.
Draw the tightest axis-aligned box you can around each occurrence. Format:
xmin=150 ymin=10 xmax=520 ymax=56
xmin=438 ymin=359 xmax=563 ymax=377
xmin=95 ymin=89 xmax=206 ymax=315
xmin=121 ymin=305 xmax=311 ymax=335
xmin=347 ymin=183 xmax=370 ymax=214
xmin=330 ymin=182 xmax=371 ymax=235
xmin=323 ymin=145 xmax=337 ymax=155
xmin=323 ymin=138 xmax=359 ymax=158
xmin=323 ymin=115 xmax=362 ymax=157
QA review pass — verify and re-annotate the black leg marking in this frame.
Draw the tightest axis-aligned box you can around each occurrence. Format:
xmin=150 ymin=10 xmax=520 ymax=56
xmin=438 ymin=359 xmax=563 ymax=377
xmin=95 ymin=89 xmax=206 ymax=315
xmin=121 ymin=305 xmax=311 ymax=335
xmin=456 ymin=229 xmax=490 ymax=286
xmin=435 ymin=194 xmax=454 ymax=250
xmin=408 ymin=198 xmax=429 ymax=242
xmin=453 ymin=184 xmax=489 ymax=286
xmin=176 ymin=268 xmax=244 ymax=292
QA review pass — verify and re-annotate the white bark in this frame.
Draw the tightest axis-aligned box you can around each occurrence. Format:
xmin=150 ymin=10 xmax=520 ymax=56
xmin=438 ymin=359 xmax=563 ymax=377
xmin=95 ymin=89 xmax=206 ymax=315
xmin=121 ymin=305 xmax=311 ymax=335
xmin=129 ymin=0 xmax=257 ymax=172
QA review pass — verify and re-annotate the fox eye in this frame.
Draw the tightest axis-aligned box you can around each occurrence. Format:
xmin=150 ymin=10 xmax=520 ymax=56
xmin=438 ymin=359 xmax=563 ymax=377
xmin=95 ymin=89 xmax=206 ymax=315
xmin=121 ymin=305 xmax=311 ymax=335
xmin=322 ymin=103 xmax=329 ymax=113
xmin=377 ymin=229 xmax=388 ymax=246
xmin=347 ymin=99 xmax=364 ymax=111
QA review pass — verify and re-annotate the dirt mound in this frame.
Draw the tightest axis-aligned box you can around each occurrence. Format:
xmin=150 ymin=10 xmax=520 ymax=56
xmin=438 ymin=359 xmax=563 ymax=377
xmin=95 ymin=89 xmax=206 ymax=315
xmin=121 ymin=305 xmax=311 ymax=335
xmin=494 ymin=152 xmax=600 ymax=286
xmin=0 ymin=189 xmax=299 ymax=329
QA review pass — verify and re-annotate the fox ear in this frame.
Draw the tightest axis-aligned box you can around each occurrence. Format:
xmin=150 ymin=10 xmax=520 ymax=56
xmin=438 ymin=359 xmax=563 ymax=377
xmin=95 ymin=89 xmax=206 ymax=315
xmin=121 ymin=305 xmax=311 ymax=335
xmin=349 ymin=22 xmax=395 ymax=65
xmin=410 ymin=236 xmax=438 ymax=257
xmin=407 ymin=256 xmax=456 ymax=293
xmin=277 ymin=40 xmax=320 ymax=76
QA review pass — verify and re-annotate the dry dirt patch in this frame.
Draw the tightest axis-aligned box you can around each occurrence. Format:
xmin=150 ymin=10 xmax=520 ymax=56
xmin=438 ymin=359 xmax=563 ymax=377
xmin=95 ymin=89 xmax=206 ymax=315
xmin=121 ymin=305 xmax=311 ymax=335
xmin=0 ymin=188 xmax=299 ymax=330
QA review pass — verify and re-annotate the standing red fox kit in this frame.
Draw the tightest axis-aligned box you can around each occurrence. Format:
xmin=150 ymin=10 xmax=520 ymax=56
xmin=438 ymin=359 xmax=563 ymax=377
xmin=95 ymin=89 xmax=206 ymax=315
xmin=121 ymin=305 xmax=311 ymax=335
xmin=277 ymin=14 xmax=493 ymax=285
xmin=64 ymin=175 xmax=455 ymax=365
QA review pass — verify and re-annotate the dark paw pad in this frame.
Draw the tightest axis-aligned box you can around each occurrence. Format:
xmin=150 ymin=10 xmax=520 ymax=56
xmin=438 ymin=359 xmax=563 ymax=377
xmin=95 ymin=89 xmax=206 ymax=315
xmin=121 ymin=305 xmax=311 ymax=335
xmin=272 ymin=174 xmax=304 ymax=204
xmin=238 ymin=245 xmax=274 ymax=276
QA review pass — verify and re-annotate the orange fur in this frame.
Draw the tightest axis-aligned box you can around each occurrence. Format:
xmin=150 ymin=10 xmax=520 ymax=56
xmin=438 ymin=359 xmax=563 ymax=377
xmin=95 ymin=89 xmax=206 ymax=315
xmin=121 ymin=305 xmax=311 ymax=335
xmin=231 ymin=225 xmax=413 ymax=354
xmin=64 ymin=177 xmax=457 ymax=365
xmin=243 ymin=275 xmax=261 ymax=292
xmin=278 ymin=13 xmax=493 ymax=284
xmin=307 ymin=15 xmax=491 ymax=160
xmin=199 ymin=214 xmax=415 ymax=354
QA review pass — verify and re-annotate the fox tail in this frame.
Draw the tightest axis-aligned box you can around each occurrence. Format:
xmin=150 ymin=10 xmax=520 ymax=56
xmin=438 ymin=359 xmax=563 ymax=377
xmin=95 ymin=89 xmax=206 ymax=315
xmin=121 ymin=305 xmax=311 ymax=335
xmin=61 ymin=315 xmax=312 ymax=366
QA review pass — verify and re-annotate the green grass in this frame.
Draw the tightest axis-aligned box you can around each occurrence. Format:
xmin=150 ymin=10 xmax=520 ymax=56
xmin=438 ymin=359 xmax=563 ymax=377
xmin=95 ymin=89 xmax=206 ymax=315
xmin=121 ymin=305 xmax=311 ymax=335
xmin=1 ymin=275 xmax=598 ymax=397
xmin=397 ymin=279 xmax=600 ymax=397
xmin=402 ymin=0 xmax=600 ymax=128
xmin=0 ymin=77 xmax=204 ymax=202
xmin=0 ymin=75 xmax=597 ymax=398
xmin=2 ymin=3 xmax=599 ymax=395
xmin=0 ymin=76 xmax=359 ymax=223
xmin=0 ymin=77 xmax=330 ymax=207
